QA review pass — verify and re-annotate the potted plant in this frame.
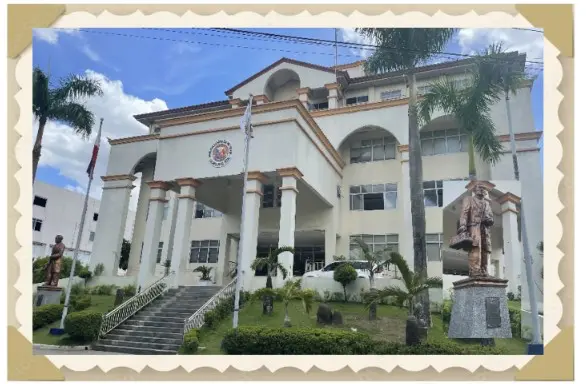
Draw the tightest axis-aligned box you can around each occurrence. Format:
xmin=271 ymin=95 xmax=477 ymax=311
xmin=194 ymin=266 xmax=214 ymax=286
xmin=164 ymin=259 xmax=171 ymax=276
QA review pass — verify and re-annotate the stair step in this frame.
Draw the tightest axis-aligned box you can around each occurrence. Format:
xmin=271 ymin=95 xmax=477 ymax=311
xmin=109 ymin=328 xmax=184 ymax=339
xmin=97 ymin=338 xmax=180 ymax=351
xmin=101 ymin=335 xmax=183 ymax=347
xmin=93 ymin=343 xmax=177 ymax=355
xmin=131 ymin=315 xmax=186 ymax=323
xmin=116 ymin=324 xmax=184 ymax=334
xmin=125 ymin=319 xmax=185 ymax=329
xmin=140 ymin=309 xmax=196 ymax=317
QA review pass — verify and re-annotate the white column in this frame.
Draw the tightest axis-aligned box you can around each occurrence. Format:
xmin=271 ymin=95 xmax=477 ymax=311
xmin=91 ymin=175 xmax=135 ymax=276
xmin=297 ymin=88 xmax=311 ymax=109
xmin=229 ymin=99 xmax=241 ymax=109
xmin=127 ymin=166 xmax=154 ymax=277
xmin=169 ymin=178 xmax=199 ymax=288
xmin=240 ymin=172 xmax=265 ymax=291
xmin=253 ymin=95 xmax=269 ymax=105
xmin=398 ymin=145 xmax=415 ymax=270
xmin=325 ymin=224 xmax=337 ymax=266
xmin=325 ymin=83 xmax=341 ymax=109
xmin=276 ymin=168 xmax=302 ymax=287
xmin=137 ymin=181 xmax=169 ymax=292
xmin=165 ymin=193 xmax=180 ymax=263
xmin=499 ymin=193 xmax=522 ymax=294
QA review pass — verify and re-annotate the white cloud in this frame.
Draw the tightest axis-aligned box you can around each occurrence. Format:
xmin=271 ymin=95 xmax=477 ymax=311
xmin=33 ymin=28 xmax=79 ymax=45
xmin=81 ymin=45 xmax=101 ymax=62
xmin=36 ymin=70 xmax=168 ymax=210
xmin=169 ymin=42 xmax=202 ymax=55
xmin=457 ymin=28 xmax=544 ymax=62
xmin=340 ymin=28 xmax=375 ymax=59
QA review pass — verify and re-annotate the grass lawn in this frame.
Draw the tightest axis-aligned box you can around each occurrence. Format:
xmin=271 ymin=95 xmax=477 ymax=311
xmin=33 ymin=295 xmax=118 ymax=346
xmin=197 ymin=301 xmax=528 ymax=355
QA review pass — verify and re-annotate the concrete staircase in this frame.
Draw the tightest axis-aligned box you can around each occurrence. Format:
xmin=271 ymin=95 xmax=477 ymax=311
xmin=93 ymin=285 xmax=221 ymax=355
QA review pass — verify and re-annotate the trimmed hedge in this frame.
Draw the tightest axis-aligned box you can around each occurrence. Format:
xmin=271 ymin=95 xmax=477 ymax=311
xmin=71 ymin=295 xmax=92 ymax=312
xmin=33 ymin=304 xmax=64 ymax=330
xmin=203 ymin=292 xmax=250 ymax=329
xmin=64 ymin=310 xmax=103 ymax=342
xmin=179 ymin=328 xmax=199 ymax=354
xmin=221 ymin=326 xmax=372 ymax=355
xmin=221 ymin=326 xmax=506 ymax=355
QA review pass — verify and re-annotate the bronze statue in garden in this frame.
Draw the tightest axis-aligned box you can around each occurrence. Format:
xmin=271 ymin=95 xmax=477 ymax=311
xmin=449 ymin=184 xmax=494 ymax=277
xmin=44 ymin=235 xmax=65 ymax=286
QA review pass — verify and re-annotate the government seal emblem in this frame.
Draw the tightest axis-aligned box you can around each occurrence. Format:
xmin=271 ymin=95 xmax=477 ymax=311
xmin=208 ymin=140 xmax=233 ymax=168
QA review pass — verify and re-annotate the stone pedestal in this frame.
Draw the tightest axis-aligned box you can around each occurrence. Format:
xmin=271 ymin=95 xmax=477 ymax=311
xmin=35 ymin=286 xmax=63 ymax=307
xmin=448 ymin=277 xmax=512 ymax=339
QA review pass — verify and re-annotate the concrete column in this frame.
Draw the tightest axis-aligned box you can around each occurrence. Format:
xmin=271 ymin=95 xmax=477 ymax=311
xmin=253 ymin=94 xmax=269 ymax=105
xmin=325 ymin=83 xmax=341 ymax=109
xmin=325 ymin=222 xmax=337 ymax=266
xmin=127 ymin=166 xmax=154 ymax=277
xmin=91 ymin=175 xmax=135 ymax=276
xmin=276 ymin=167 xmax=303 ymax=286
xmin=165 ymin=193 xmax=180 ymax=264
xmin=169 ymin=178 xmax=199 ymax=288
xmin=296 ymin=88 xmax=311 ymax=109
xmin=499 ymin=193 xmax=522 ymax=294
xmin=398 ymin=145 xmax=414 ymax=270
xmin=240 ymin=171 xmax=266 ymax=291
xmin=137 ymin=181 xmax=170 ymax=292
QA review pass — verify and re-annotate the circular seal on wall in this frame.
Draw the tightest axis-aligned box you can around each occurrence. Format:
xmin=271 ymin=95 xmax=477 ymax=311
xmin=208 ymin=139 xmax=233 ymax=168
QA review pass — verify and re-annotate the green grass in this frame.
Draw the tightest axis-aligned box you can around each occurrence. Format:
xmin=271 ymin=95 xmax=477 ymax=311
xmin=196 ymin=301 xmax=528 ymax=355
xmin=33 ymin=295 xmax=120 ymax=346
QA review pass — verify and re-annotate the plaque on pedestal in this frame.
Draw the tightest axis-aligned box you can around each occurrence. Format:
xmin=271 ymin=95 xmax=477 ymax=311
xmin=36 ymin=285 xmax=63 ymax=307
xmin=448 ymin=277 xmax=512 ymax=339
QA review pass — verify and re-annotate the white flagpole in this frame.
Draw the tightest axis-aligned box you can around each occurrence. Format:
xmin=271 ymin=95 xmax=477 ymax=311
xmin=233 ymin=95 xmax=253 ymax=329
xmin=59 ymin=118 xmax=103 ymax=329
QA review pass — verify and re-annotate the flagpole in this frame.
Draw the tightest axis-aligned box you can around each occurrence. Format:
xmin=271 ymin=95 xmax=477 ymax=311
xmin=59 ymin=118 xmax=103 ymax=330
xmin=233 ymin=95 xmax=253 ymax=329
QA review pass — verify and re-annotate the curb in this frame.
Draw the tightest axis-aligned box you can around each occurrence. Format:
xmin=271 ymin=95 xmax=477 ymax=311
xmin=33 ymin=344 xmax=91 ymax=351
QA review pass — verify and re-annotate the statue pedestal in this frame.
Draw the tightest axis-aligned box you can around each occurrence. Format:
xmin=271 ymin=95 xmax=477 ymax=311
xmin=36 ymin=285 xmax=63 ymax=307
xmin=448 ymin=277 xmax=512 ymax=339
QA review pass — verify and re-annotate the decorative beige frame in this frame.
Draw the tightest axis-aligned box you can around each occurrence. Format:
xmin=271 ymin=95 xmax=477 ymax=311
xmin=7 ymin=4 xmax=573 ymax=381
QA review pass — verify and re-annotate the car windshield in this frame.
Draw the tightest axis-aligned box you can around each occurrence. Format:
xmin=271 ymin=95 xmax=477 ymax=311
xmin=350 ymin=261 xmax=370 ymax=270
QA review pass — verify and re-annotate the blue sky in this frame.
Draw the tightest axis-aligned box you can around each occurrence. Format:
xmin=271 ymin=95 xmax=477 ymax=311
xmin=32 ymin=28 xmax=544 ymax=204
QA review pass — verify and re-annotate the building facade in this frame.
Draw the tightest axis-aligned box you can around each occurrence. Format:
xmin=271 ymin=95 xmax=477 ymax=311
xmin=90 ymin=56 xmax=543 ymax=310
xmin=33 ymin=181 xmax=136 ymax=265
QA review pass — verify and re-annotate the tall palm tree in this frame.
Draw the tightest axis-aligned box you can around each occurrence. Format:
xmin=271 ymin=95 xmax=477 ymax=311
xmin=250 ymin=246 xmax=293 ymax=288
xmin=356 ymin=28 xmax=455 ymax=324
xmin=418 ymin=54 xmax=505 ymax=179
xmin=351 ymin=238 xmax=394 ymax=320
xmin=363 ymin=252 xmax=443 ymax=316
xmin=33 ymin=67 xmax=103 ymax=182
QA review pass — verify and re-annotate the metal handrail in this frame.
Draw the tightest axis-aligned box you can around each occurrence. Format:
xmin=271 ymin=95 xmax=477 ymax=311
xmin=99 ymin=271 xmax=176 ymax=337
xmin=183 ymin=277 xmax=237 ymax=336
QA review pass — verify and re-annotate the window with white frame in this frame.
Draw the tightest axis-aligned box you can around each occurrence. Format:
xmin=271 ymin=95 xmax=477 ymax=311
xmin=346 ymin=95 xmax=369 ymax=106
xmin=156 ymin=242 xmax=164 ymax=263
xmin=262 ymin=184 xmax=282 ymax=208
xmin=310 ymin=101 xmax=328 ymax=111
xmin=89 ymin=231 xmax=95 ymax=242
xmin=425 ymin=234 xmax=443 ymax=262
xmin=423 ymin=180 xmax=443 ymax=207
xmin=194 ymin=202 xmax=222 ymax=218
xmin=33 ymin=218 xmax=43 ymax=232
xmin=380 ymin=89 xmax=402 ymax=101
xmin=420 ymin=129 xmax=469 ymax=156
xmin=189 ymin=240 xmax=220 ymax=263
xmin=350 ymin=136 xmax=396 ymax=163
xmin=349 ymin=183 xmax=397 ymax=211
xmin=349 ymin=234 xmax=400 ymax=278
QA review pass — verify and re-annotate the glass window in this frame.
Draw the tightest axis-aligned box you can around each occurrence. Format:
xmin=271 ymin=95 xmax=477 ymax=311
xmin=33 ymin=196 xmax=47 ymax=207
xmin=423 ymin=180 xmax=444 ymax=208
xmin=156 ymin=242 xmax=164 ymax=263
xmin=349 ymin=135 xmax=396 ymax=163
xmin=425 ymin=233 xmax=443 ymax=261
xmin=262 ymin=184 xmax=282 ymax=208
xmin=195 ymin=202 xmax=222 ymax=218
xmin=420 ymin=128 xmax=468 ymax=156
xmin=189 ymin=240 xmax=220 ymax=263
xmin=89 ymin=231 xmax=95 ymax=242
xmin=350 ymin=183 xmax=398 ymax=211
xmin=32 ymin=218 xmax=43 ymax=232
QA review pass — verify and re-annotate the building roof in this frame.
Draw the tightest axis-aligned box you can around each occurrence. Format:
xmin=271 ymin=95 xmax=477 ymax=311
xmin=134 ymin=100 xmax=231 ymax=125
xmin=224 ymin=57 xmax=342 ymax=96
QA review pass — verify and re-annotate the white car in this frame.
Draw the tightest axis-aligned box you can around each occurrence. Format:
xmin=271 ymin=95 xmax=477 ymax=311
xmin=302 ymin=260 xmax=385 ymax=280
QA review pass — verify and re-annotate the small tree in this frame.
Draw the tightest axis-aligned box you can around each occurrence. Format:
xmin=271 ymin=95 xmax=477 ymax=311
xmin=93 ymin=263 xmax=105 ymax=277
xmin=194 ymin=265 xmax=213 ymax=281
xmin=334 ymin=263 xmax=357 ymax=302
xmin=250 ymin=246 xmax=293 ymax=288
xmin=252 ymin=279 xmax=315 ymax=327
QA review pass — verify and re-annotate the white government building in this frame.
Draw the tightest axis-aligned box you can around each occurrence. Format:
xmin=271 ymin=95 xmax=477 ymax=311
xmin=87 ymin=56 xmax=543 ymax=313
xmin=33 ymin=181 xmax=135 ymax=265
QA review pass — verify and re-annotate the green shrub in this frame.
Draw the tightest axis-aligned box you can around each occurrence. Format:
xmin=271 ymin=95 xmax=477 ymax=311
xmin=509 ymin=308 xmax=522 ymax=338
xmin=333 ymin=263 xmax=357 ymax=302
xmin=221 ymin=326 xmax=372 ymax=355
xmin=32 ymin=257 xmax=85 ymax=284
xmin=202 ymin=292 xmax=249 ymax=329
xmin=179 ymin=328 xmax=200 ymax=354
xmin=93 ymin=263 xmax=105 ymax=277
xmin=121 ymin=284 xmax=136 ymax=297
xmin=70 ymin=282 xmax=87 ymax=296
xmin=71 ymin=295 xmax=92 ymax=311
xmin=33 ymin=304 xmax=64 ymax=330
xmin=64 ymin=310 xmax=103 ymax=342
xmin=369 ymin=340 xmax=506 ymax=355
xmin=90 ymin=284 xmax=116 ymax=296
xmin=78 ymin=266 xmax=92 ymax=280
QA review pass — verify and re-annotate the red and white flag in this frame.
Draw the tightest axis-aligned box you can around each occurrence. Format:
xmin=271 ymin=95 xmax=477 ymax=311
xmin=86 ymin=118 xmax=103 ymax=178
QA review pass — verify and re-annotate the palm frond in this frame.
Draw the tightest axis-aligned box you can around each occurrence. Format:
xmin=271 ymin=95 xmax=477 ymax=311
xmin=417 ymin=77 xmax=461 ymax=125
xmin=250 ymin=257 xmax=269 ymax=270
xmin=52 ymin=74 xmax=103 ymax=102
xmin=363 ymin=286 xmax=409 ymax=308
xmin=423 ymin=276 xmax=444 ymax=289
xmin=389 ymin=252 xmax=413 ymax=289
xmin=46 ymin=101 xmax=95 ymax=139
xmin=275 ymin=262 xmax=288 ymax=280
xmin=268 ymin=246 xmax=295 ymax=262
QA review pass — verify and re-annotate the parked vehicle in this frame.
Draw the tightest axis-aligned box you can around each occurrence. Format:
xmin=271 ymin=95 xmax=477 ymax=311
xmin=302 ymin=260 xmax=386 ymax=280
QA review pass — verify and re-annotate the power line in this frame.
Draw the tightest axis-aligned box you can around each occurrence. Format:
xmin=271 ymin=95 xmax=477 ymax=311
xmin=512 ymin=27 xmax=544 ymax=33
xmin=208 ymin=27 xmax=544 ymax=65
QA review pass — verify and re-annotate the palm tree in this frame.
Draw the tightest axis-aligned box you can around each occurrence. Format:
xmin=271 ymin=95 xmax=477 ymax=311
xmin=33 ymin=67 xmax=103 ymax=182
xmin=363 ymin=252 xmax=443 ymax=316
xmin=250 ymin=246 xmax=293 ymax=288
xmin=356 ymin=28 xmax=455 ymax=324
xmin=253 ymin=279 xmax=315 ymax=327
xmin=418 ymin=52 xmax=505 ymax=179
xmin=351 ymin=238 xmax=394 ymax=320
